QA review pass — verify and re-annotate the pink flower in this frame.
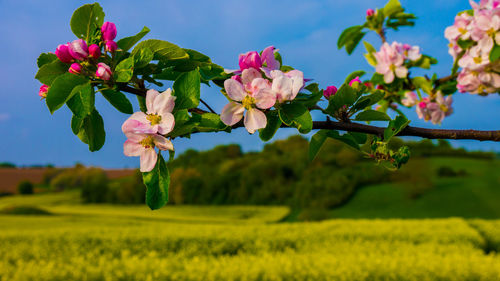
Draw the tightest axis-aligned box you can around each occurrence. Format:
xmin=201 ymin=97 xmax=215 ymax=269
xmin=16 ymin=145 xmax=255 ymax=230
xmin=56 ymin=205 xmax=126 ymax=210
xmin=123 ymin=89 xmax=176 ymax=135
xmin=401 ymin=91 xmax=418 ymax=107
xmin=105 ymin=40 xmax=118 ymax=53
xmin=366 ymin=9 xmax=375 ymax=17
xmin=231 ymin=75 xmax=242 ymax=83
xmin=101 ymin=22 xmax=117 ymax=42
xmin=429 ymin=92 xmax=453 ymax=124
xmin=323 ymin=85 xmax=337 ymax=99
xmin=96 ymin=63 xmax=112 ymax=80
xmin=39 ymin=85 xmax=49 ymax=99
xmin=349 ymin=76 xmax=362 ymax=87
xmin=444 ymin=13 xmax=473 ymax=42
xmin=270 ymin=70 xmax=304 ymax=103
xmin=68 ymin=39 xmax=89 ymax=61
xmin=394 ymin=42 xmax=422 ymax=61
xmin=68 ymin=63 xmax=82 ymax=75
xmin=374 ymin=42 xmax=407 ymax=83
xmin=123 ymin=127 xmax=173 ymax=172
xmin=458 ymin=45 xmax=490 ymax=70
xmin=220 ymin=78 xmax=275 ymax=134
xmin=457 ymin=70 xmax=482 ymax=93
xmin=55 ymin=43 xmax=73 ymax=63
xmin=261 ymin=46 xmax=280 ymax=76
xmin=88 ymin=44 xmax=101 ymax=58
xmin=239 ymin=51 xmax=262 ymax=71
xmin=416 ymin=98 xmax=435 ymax=121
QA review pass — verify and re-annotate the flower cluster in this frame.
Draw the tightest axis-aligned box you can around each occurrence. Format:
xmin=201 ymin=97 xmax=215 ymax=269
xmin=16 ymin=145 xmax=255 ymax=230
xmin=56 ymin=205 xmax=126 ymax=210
xmin=221 ymin=46 xmax=305 ymax=133
xmin=402 ymin=91 xmax=453 ymax=124
xmin=445 ymin=0 xmax=500 ymax=94
xmin=121 ymin=89 xmax=176 ymax=172
xmin=373 ymin=42 xmax=421 ymax=84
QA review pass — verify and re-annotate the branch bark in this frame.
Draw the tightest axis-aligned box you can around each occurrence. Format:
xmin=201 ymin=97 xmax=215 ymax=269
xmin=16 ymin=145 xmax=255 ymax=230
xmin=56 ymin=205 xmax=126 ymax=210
xmin=117 ymin=85 xmax=500 ymax=142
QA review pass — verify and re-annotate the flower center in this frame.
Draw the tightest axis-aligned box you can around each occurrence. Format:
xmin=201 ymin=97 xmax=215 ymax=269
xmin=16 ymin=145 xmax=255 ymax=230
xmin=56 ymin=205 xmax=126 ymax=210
xmin=440 ymin=104 xmax=448 ymax=112
xmin=389 ymin=64 xmax=396 ymax=71
xmin=473 ymin=56 xmax=482 ymax=64
xmin=487 ymin=28 xmax=496 ymax=37
xmin=241 ymin=95 xmax=256 ymax=110
xmin=458 ymin=27 xmax=467 ymax=35
xmin=139 ymin=136 xmax=155 ymax=149
xmin=146 ymin=114 xmax=162 ymax=125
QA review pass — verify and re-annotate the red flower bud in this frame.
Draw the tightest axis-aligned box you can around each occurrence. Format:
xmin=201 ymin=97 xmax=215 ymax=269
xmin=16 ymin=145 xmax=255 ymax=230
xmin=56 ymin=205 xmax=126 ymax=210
xmin=69 ymin=63 xmax=82 ymax=75
xmin=88 ymin=44 xmax=101 ymax=58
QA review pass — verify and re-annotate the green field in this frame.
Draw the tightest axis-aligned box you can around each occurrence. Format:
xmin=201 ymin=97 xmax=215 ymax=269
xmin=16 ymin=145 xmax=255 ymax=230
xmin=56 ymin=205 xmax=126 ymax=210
xmin=1 ymin=192 xmax=500 ymax=280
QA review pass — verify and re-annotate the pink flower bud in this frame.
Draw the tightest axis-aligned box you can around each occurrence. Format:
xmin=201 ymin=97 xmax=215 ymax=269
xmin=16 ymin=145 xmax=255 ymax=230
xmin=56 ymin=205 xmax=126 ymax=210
xmin=238 ymin=51 xmax=262 ymax=71
xmin=105 ymin=40 xmax=118 ymax=53
xmin=366 ymin=9 xmax=375 ymax=17
xmin=88 ymin=44 xmax=101 ymax=58
xmin=418 ymin=101 xmax=427 ymax=109
xmin=68 ymin=39 xmax=89 ymax=61
xmin=323 ymin=85 xmax=337 ymax=99
xmin=96 ymin=62 xmax=112 ymax=80
xmin=231 ymin=75 xmax=242 ymax=83
xmin=101 ymin=22 xmax=117 ymax=41
xmin=39 ymin=84 xmax=49 ymax=99
xmin=349 ymin=76 xmax=362 ymax=87
xmin=69 ymin=63 xmax=82 ymax=75
xmin=55 ymin=43 xmax=73 ymax=63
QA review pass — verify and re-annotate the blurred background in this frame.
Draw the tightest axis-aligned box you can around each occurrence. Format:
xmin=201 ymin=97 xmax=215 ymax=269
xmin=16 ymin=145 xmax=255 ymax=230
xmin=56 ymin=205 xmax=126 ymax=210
xmin=1 ymin=0 xmax=500 ymax=280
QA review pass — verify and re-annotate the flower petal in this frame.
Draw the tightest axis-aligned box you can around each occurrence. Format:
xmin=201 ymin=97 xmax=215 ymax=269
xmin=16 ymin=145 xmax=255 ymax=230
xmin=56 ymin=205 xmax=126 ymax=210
xmin=395 ymin=66 xmax=408 ymax=78
xmin=261 ymin=46 xmax=280 ymax=70
xmin=140 ymin=149 xmax=158 ymax=172
xmin=157 ymin=112 xmax=175 ymax=135
xmin=254 ymin=88 xmax=276 ymax=109
xmin=154 ymin=90 xmax=176 ymax=116
xmin=224 ymin=79 xmax=247 ymax=101
xmin=122 ymin=115 xmax=154 ymax=134
xmin=384 ymin=71 xmax=395 ymax=84
xmin=241 ymin=68 xmax=262 ymax=86
xmin=220 ymin=102 xmax=245 ymax=126
xmin=244 ymin=108 xmax=267 ymax=134
xmin=272 ymin=74 xmax=292 ymax=102
xmin=124 ymin=139 xmax=143 ymax=156
xmin=146 ymin=89 xmax=160 ymax=114
xmin=153 ymin=135 xmax=174 ymax=151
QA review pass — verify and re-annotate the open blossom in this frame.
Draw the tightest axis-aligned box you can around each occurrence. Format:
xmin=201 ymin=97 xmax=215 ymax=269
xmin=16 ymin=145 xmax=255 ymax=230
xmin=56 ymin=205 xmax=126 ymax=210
xmin=394 ymin=43 xmax=422 ymax=61
xmin=123 ymin=124 xmax=173 ymax=172
xmin=123 ymin=89 xmax=176 ymax=135
xmin=429 ymin=92 xmax=453 ymax=124
xmin=445 ymin=13 xmax=473 ymax=42
xmin=39 ymin=85 xmax=49 ymax=99
xmin=374 ymin=42 xmax=408 ymax=83
xmin=96 ymin=63 xmax=112 ymax=80
xmin=401 ymin=91 xmax=418 ymax=107
xmin=458 ymin=45 xmax=490 ymax=70
xmin=220 ymin=78 xmax=275 ymax=134
xmin=270 ymin=70 xmax=304 ymax=103
xmin=55 ymin=43 xmax=73 ymax=63
xmin=68 ymin=39 xmax=89 ymax=61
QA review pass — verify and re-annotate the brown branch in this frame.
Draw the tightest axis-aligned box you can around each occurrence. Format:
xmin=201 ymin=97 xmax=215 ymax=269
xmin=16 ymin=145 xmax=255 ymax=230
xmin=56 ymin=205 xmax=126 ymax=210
xmin=117 ymin=85 xmax=500 ymax=142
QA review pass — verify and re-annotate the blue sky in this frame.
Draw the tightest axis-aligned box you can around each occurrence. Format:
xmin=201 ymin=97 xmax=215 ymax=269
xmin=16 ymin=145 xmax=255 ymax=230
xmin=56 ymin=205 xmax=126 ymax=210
xmin=0 ymin=0 xmax=498 ymax=168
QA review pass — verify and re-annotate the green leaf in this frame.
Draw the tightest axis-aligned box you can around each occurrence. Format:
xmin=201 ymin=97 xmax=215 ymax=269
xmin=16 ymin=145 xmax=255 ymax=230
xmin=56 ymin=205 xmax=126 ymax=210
xmin=131 ymin=39 xmax=189 ymax=62
xmin=197 ymin=113 xmax=227 ymax=131
xmin=82 ymin=109 xmax=106 ymax=152
xmin=70 ymin=3 xmax=105 ymax=40
xmin=259 ymin=111 xmax=282 ymax=141
xmin=309 ymin=130 xmax=328 ymax=161
xmin=46 ymin=73 xmax=89 ymax=113
xmin=184 ymin=48 xmax=211 ymax=63
xmin=326 ymin=130 xmax=360 ymax=150
xmin=384 ymin=115 xmax=410 ymax=141
xmin=35 ymin=59 xmax=69 ymax=86
xmin=345 ymin=31 xmax=366 ymax=55
xmin=153 ymin=67 xmax=182 ymax=81
xmin=337 ymin=25 xmax=363 ymax=49
xmin=344 ymin=71 xmax=366 ymax=85
xmin=133 ymin=47 xmax=154 ymax=69
xmin=325 ymin=84 xmax=357 ymax=114
xmin=355 ymin=109 xmax=391 ymax=121
xmin=101 ymin=89 xmax=133 ymax=114
xmin=37 ymin=53 xmax=58 ymax=68
xmin=412 ymin=77 xmax=432 ymax=94
xmin=349 ymin=132 xmax=368 ymax=144
xmin=137 ymin=96 xmax=147 ymax=112
xmin=71 ymin=115 xmax=84 ymax=135
xmin=66 ymin=82 xmax=94 ymax=118
xmin=117 ymin=26 xmax=151 ymax=52
xmin=304 ymin=83 xmax=319 ymax=93
xmin=457 ymin=39 xmax=475 ymax=49
xmin=383 ymin=0 xmax=404 ymax=17
xmin=352 ymin=91 xmax=385 ymax=111
xmin=363 ymin=41 xmax=377 ymax=53
xmin=199 ymin=64 xmax=226 ymax=81
xmin=452 ymin=51 xmax=465 ymax=75
xmin=142 ymin=153 xmax=170 ymax=210
xmin=173 ymin=69 xmax=201 ymax=110
xmin=279 ymin=103 xmax=312 ymax=134
xmin=114 ymin=57 xmax=134 ymax=83
xmin=490 ymin=44 xmax=500 ymax=62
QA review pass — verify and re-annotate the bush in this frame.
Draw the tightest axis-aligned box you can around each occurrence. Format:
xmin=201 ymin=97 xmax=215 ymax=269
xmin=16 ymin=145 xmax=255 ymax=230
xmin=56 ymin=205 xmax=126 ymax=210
xmin=80 ymin=168 xmax=109 ymax=203
xmin=17 ymin=181 xmax=34 ymax=195
xmin=437 ymin=166 xmax=467 ymax=177
xmin=0 ymin=205 xmax=52 ymax=215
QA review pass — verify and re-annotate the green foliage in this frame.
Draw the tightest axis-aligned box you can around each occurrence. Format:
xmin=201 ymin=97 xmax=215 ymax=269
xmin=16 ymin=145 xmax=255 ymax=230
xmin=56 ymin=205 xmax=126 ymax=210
xmin=278 ymin=103 xmax=313 ymax=134
xmin=35 ymin=59 xmax=69 ymax=86
xmin=80 ymin=109 xmax=106 ymax=152
xmin=173 ymin=69 xmax=201 ymax=110
xmin=17 ymin=181 xmax=34 ymax=195
xmin=79 ymin=168 xmax=109 ymax=203
xmin=46 ymin=73 xmax=89 ymax=113
xmin=489 ymin=44 xmax=500 ymax=62
xmin=36 ymin=53 xmax=58 ymax=68
xmin=0 ymin=205 xmax=51 ymax=215
xmin=259 ymin=111 xmax=282 ymax=141
xmin=131 ymin=39 xmax=189 ymax=62
xmin=337 ymin=25 xmax=366 ymax=54
xmin=114 ymin=57 xmax=134 ymax=82
xmin=354 ymin=109 xmax=391 ymax=121
xmin=70 ymin=3 xmax=105 ymax=41
xmin=66 ymin=82 xmax=94 ymax=118
xmin=325 ymin=84 xmax=357 ymax=115
xmin=384 ymin=115 xmax=410 ymax=141
xmin=383 ymin=0 xmax=404 ymax=17
xmin=100 ymin=89 xmax=133 ymax=114
xmin=117 ymin=26 xmax=150 ymax=52
xmin=142 ymin=154 xmax=170 ymax=210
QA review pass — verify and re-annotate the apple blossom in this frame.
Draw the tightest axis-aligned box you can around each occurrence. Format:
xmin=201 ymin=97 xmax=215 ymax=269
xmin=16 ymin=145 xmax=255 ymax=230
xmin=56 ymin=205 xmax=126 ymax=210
xmin=349 ymin=76 xmax=362 ymax=87
xmin=88 ymin=44 xmax=101 ymax=58
xmin=68 ymin=39 xmax=89 ymax=61
xmin=96 ymin=63 xmax=112 ymax=80
xmin=270 ymin=70 xmax=304 ymax=103
xmin=239 ymin=51 xmax=262 ymax=71
xmin=374 ymin=42 xmax=408 ymax=83
xmin=366 ymin=9 xmax=375 ymax=17
xmin=261 ymin=46 xmax=280 ymax=76
xmin=123 ymin=128 xmax=173 ymax=172
xmin=105 ymin=40 xmax=118 ymax=53
xmin=55 ymin=43 xmax=73 ymax=63
xmin=401 ymin=91 xmax=418 ymax=107
xmin=323 ymin=85 xmax=337 ymax=99
xmin=68 ymin=63 xmax=82 ymax=75
xmin=39 ymin=85 xmax=49 ymax=99
xmin=101 ymin=22 xmax=117 ymax=42
xmin=220 ymin=78 xmax=275 ymax=134
xmin=429 ymin=92 xmax=453 ymax=124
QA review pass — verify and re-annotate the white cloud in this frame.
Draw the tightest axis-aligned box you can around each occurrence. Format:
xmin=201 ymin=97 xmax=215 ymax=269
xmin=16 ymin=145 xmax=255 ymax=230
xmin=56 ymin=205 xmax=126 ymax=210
xmin=0 ymin=113 xmax=10 ymax=122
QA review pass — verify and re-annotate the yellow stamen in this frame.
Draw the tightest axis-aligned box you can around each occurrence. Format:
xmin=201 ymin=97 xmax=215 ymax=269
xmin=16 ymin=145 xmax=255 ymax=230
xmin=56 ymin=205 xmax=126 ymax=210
xmin=487 ymin=28 xmax=496 ymax=36
xmin=146 ymin=114 xmax=162 ymax=125
xmin=440 ymin=104 xmax=448 ymax=112
xmin=389 ymin=64 xmax=396 ymax=71
xmin=473 ymin=56 xmax=482 ymax=64
xmin=139 ymin=136 xmax=155 ymax=149
xmin=241 ymin=95 xmax=256 ymax=110
xmin=458 ymin=27 xmax=467 ymax=35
